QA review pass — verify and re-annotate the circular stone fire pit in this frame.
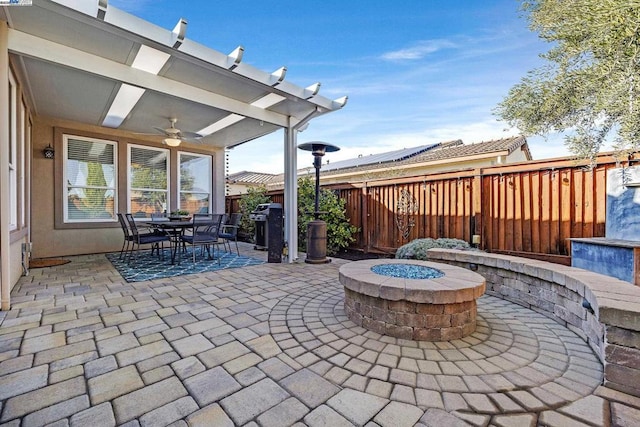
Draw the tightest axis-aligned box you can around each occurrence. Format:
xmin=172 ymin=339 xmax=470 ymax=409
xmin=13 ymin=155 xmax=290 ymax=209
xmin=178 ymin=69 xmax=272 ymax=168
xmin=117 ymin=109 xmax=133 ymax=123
xmin=340 ymin=259 xmax=486 ymax=341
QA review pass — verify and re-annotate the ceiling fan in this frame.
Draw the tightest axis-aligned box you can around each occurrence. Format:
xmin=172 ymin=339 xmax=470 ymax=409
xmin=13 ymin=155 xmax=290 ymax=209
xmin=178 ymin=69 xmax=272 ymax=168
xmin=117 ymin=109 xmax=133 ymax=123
xmin=153 ymin=118 xmax=203 ymax=147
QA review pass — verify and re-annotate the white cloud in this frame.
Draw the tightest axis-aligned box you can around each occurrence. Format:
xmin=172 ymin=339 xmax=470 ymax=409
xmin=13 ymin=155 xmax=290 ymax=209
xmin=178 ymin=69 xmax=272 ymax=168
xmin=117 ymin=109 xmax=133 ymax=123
xmin=380 ymin=39 xmax=458 ymax=61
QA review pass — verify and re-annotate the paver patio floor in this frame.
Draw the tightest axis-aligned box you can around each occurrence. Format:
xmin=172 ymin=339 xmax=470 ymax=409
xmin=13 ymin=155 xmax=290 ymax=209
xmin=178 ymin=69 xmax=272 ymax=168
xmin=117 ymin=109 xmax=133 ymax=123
xmin=1 ymin=243 xmax=640 ymax=426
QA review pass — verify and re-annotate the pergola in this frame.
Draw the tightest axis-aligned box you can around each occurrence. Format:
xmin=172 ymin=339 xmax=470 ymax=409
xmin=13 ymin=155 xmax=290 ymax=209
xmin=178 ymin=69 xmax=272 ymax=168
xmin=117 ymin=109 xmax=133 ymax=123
xmin=2 ymin=0 xmax=346 ymax=266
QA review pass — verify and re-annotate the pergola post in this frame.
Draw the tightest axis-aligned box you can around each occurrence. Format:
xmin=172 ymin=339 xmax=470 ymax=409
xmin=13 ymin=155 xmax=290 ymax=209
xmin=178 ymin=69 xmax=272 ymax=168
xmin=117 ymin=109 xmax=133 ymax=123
xmin=284 ymin=125 xmax=298 ymax=263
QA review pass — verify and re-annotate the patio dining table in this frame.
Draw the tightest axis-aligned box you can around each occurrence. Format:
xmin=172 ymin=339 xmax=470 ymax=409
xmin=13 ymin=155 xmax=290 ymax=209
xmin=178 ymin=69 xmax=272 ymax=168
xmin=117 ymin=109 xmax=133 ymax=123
xmin=145 ymin=219 xmax=218 ymax=264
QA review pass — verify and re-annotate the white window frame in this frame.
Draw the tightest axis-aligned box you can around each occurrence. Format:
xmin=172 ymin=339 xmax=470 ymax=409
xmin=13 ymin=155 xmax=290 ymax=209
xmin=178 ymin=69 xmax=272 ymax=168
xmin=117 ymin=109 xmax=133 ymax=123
xmin=178 ymin=151 xmax=212 ymax=214
xmin=62 ymin=134 xmax=118 ymax=223
xmin=127 ymin=144 xmax=170 ymax=218
xmin=8 ymin=70 xmax=17 ymax=231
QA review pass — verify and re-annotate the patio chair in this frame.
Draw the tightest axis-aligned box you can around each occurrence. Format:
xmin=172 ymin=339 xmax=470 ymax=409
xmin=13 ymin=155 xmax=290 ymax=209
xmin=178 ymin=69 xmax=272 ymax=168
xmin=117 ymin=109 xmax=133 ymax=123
xmin=117 ymin=213 xmax=134 ymax=260
xmin=219 ymin=213 xmax=242 ymax=255
xmin=179 ymin=213 xmax=224 ymax=264
xmin=125 ymin=213 xmax=170 ymax=263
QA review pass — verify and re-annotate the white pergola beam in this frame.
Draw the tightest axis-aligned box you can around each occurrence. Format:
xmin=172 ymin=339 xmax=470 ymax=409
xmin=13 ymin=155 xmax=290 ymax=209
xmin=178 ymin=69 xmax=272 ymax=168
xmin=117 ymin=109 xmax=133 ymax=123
xmin=8 ymin=29 xmax=291 ymax=127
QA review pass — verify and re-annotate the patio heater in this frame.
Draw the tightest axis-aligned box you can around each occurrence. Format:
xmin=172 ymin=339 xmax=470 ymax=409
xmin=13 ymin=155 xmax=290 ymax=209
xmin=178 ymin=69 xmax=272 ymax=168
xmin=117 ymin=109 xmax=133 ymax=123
xmin=298 ymin=141 xmax=340 ymax=264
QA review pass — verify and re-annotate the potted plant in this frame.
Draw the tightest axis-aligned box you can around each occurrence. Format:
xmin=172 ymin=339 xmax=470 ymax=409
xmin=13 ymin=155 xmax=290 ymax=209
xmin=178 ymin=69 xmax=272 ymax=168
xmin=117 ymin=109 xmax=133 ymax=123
xmin=169 ymin=210 xmax=191 ymax=221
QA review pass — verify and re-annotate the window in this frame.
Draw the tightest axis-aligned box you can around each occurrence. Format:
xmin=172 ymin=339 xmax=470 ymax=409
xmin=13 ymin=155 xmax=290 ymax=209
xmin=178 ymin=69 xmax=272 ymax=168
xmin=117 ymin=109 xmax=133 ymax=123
xmin=179 ymin=152 xmax=211 ymax=214
xmin=63 ymin=135 xmax=117 ymax=222
xmin=128 ymin=145 xmax=169 ymax=217
xmin=8 ymin=71 xmax=17 ymax=230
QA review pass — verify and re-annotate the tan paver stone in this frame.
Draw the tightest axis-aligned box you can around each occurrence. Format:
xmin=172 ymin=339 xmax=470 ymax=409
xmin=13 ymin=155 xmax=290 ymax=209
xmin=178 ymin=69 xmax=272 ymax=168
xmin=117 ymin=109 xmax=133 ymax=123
xmin=0 ymin=353 xmax=33 ymax=376
xmin=53 ymin=316 xmax=102 ymax=332
xmin=101 ymin=311 xmax=137 ymax=327
xmin=115 ymin=340 xmax=173 ymax=366
xmin=540 ymin=381 xmax=582 ymax=402
xmin=281 ymin=368 xmax=341 ymax=407
xmin=220 ymin=378 xmax=290 ymax=425
xmin=1 ymin=377 xmax=86 ymax=422
xmin=22 ymin=395 xmax=90 ymax=427
xmin=118 ymin=317 xmax=165 ymax=335
xmin=492 ymin=413 xmax=537 ymax=427
xmin=20 ymin=331 xmax=66 ymax=354
xmin=374 ymin=401 xmax=423 ymax=427
xmin=33 ymin=339 xmax=96 ymax=365
xmin=171 ymin=356 xmax=206 ymax=380
xmin=185 ymin=403 xmax=234 ymax=427
xmin=0 ymin=314 xmax=41 ymax=328
xmin=390 ymin=368 xmax=417 ymax=387
xmin=508 ymin=390 xmax=547 ymax=411
xmin=88 ymin=365 xmax=144 ymax=404
xmin=442 ymin=392 xmax=470 ymax=412
xmin=417 ymin=374 xmax=440 ymax=391
xmin=304 ymin=405 xmax=354 ymax=427
xmin=390 ymin=384 xmax=417 ymax=404
xmin=245 ymin=335 xmax=281 ymax=359
xmin=436 ymin=375 xmax=468 ymax=393
xmin=611 ymin=402 xmax=640 ymax=427
xmin=222 ymin=352 xmax=262 ymax=374
xmin=327 ymin=388 xmax=389 ymax=426
xmin=139 ymin=396 xmax=199 ymax=427
xmin=259 ymin=357 xmax=295 ymax=380
xmin=183 ymin=367 xmax=242 ymax=406
xmin=489 ymin=392 xmax=523 ymax=413
xmin=366 ymin=379 xmax=393 ymax=399
xmin=141 ymin=365 xmax=174 ymax=384
xmin=171 ymin=334 xmax=214 ymax=358
xmin=235 ymin=366 xmax=267 ymax=386
xmin=112 ymin=377 xmax=188 ymax=424
xmin=415 ymin=389 xmax=444 ymax=409
xmin=538 ymin=410 xmax=592 ymax=427
xmin=50 ymin=365 xmax=84 ymax=384
xmin=558 ymin=395 xmax=610 ymax=426
xmin=183 ymin=318 xmax=227 ymax=335
xmin=70 ymin=402 xmax=116 ymax=427
xmin=197 ymin=341 xmax=250 ymax=368
xmin=136 ymin=351 xmax=180 ymax=372
xmin=41 ymin=311 xmax=77 ymax=326
xmin=418 ymin=408 xmax=472 ymax=427
xmin=452 ymin=410 xmax=489 ymax=426
xmin=256 ymin=397 xmax=309 ymax=427
xmin=0 ymin=364 xmax=48 ymax=400
xmin=323 ymin=366 xmax=351 ymax=384
xmin=85 ymin=356 xmax=117 ymax=378
xmin=417 ymin=360 xmax=441 ymax=375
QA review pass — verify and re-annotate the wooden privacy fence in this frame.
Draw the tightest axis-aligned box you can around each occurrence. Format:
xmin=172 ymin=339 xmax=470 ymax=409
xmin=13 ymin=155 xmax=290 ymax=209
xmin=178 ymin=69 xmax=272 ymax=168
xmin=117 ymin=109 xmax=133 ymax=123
xmin=226 ymin=154 xmax=621 ymax=263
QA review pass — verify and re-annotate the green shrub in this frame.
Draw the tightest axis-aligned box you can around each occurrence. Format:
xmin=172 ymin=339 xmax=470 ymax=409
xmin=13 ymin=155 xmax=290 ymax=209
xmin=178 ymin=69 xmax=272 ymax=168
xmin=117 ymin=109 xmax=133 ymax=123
xmin=297 ymin=176 xmax=358 ymax=255
xmin=238 ymin=186 xmax=270 ymax=243
xmin=395 ymin=238 xmax=471 ymax=260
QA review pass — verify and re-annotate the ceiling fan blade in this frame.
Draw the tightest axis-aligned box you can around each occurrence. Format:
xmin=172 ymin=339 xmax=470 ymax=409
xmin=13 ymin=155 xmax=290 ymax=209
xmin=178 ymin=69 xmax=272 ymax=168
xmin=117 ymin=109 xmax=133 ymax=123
xmin=152 ymin=126 xmax=170 ymax=136
xmin=178 ymin=131 xmax=203 ymax=139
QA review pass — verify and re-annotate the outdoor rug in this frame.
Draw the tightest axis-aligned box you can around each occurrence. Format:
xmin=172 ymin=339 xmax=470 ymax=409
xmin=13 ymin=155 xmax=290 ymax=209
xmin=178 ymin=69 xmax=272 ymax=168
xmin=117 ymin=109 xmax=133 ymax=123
xmin=106 ymin=248 xmax=264 ymax=283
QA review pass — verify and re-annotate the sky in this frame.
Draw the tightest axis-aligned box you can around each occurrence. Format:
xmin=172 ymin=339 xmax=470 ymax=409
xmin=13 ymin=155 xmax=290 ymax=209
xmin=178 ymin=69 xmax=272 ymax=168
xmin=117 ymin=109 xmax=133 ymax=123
xmin=110 ymin=0 xmax=583 ymax=174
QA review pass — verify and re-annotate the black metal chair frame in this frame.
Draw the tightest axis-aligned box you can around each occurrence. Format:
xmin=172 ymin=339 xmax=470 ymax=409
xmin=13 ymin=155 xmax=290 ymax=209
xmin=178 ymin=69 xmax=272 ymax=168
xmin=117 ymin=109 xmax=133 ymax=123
xmin=219 ymin=213 xmax=242 ymax=255
xmin=179 ymin=213 xmax=224 ymax=264
xmin=125 ymin=213 xmax=170 ymax=263
xmin=117 ymin=213 xmax=134 ymax=260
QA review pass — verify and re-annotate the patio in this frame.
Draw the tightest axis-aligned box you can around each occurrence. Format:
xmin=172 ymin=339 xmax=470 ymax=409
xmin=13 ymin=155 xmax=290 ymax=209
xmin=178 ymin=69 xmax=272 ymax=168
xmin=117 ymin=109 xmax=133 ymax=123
xmin=1 ymin=244 xmax=639 ymax=426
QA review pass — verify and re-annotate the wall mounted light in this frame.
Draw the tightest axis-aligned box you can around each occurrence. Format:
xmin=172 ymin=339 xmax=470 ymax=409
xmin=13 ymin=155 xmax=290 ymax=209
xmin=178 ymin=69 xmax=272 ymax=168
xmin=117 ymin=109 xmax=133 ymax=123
xmin=43 ymin=144 xmax=55 ymax=159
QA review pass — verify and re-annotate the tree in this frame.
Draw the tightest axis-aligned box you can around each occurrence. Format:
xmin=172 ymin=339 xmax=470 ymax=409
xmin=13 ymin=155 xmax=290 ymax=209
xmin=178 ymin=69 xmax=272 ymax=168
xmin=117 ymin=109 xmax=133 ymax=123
xmin=297 ymin=176 xmax=358 ymax=255
xmin=495 ymin=0 xmax=640 ymax=162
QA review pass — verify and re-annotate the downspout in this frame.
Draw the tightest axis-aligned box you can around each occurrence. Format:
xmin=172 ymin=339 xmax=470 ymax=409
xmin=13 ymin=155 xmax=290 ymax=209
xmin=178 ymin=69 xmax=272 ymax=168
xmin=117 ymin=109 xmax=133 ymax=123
xmin=284 ymin=107 xmax=321 ymax=263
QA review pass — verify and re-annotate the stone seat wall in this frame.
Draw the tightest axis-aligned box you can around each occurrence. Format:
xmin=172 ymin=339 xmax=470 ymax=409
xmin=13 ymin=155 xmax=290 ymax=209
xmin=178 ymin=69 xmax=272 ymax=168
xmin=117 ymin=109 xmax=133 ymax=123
xmin=427 ymin=248 xmax=640 ymax=398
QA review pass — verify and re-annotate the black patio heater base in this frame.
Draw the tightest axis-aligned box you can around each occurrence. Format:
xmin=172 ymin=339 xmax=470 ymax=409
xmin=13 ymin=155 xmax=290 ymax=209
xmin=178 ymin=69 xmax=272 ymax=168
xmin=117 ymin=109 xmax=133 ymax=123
xmin=305 ymin=219 xmax=331 ymax=264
